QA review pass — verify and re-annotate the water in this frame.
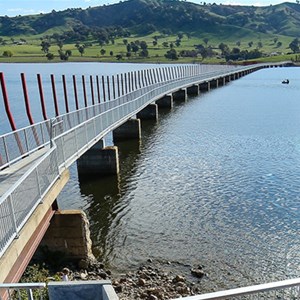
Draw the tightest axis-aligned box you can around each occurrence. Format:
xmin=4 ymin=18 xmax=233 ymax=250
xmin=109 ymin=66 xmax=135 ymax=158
xmin=2 ymin=63 xmax=300 ymax=292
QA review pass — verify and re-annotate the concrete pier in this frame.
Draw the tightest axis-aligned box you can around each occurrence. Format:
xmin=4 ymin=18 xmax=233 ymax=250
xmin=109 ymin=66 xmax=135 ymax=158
xmin=156 ymin=94 xmax=173 ymax=108
xmin=77 ymin=142 xmax=119 ymax=175
xmin=218 ymin=77 xmax=225 ymax=86
xmin=39 ymin=210 xmax=95 ymax=262
xmin=137 ymin=103 xmax=158 ymax=120
xmin=113 ymin=119 xmax=141 ymax=141
xmin=172 ymin=88 xmax=187 ymax=102
xmin=199 ymin=81 xmax=210 ymax=92
xmin=210 ymin=79 xmax=218 ymax=89
xmin=225 ymin=75 xmax=231 ymax=83
xmin=187 ymin=84 xmax=200 ymax=96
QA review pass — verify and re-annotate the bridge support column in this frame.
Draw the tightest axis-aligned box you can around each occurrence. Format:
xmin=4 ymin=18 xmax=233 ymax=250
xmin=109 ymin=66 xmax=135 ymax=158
xmin=230 ymin=74 xmax=235 ymax=81
xmin=113 ymin=119 xmax=141 ymax=141
xmin=218 ymin=77 xmax=225 ymax=86
xmin=173 ymin=88 xmax=187 ymax=102
xmin=210 ymin=79 xmax=218 ymax=88
xmin=199 ymin=82 xmax=210 ymax=92
xmin=187 ymin=85 xmax=200 ymax=96
xmin=156 ymin=94 xmax=173 ymax=108
xmin=77 ymin=141 xmax=119 ymax=175
xmin=225 ymin=75 xmax=231 ymax=83
xmin=38 ymin=210 xmax=95 ymax=262
xmin=137 ymin=103 xmax=158 ymax=120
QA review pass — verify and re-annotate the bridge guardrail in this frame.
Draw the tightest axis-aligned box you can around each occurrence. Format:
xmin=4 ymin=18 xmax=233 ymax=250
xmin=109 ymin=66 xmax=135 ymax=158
xmin=0 ymin=63 xmax=278 ymax=259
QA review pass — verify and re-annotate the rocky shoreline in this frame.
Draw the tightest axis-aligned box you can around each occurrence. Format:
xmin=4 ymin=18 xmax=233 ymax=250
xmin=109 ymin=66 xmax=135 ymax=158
xmin=53 ymin=258 xmax=207 ymax=300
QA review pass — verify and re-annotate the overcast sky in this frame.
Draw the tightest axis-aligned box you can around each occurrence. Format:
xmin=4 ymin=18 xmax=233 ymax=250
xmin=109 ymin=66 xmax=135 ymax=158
xmin=0 ymin=0 xmax=292 ymax=17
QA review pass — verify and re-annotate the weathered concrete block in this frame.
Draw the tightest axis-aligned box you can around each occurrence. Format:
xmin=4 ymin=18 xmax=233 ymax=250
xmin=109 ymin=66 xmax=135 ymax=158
xmin=39 ymin=210 xmax=95 ymax=262
xmin=48 ymin=280 xmax=119 ymax=300
xmin=187 ymin=85 xmax=200 ymax=96
xmin=172 ymin=88 xmax=187 ymax=102
xmin=77 ymin=146 xmax=119 ymax=175
xmin=156 ymin=94 xmax=173 ymax=108
xmin=113 ymin=119 xmax=141 ymax=141
xmin=137 ymin=104 xmax=158 ymax=120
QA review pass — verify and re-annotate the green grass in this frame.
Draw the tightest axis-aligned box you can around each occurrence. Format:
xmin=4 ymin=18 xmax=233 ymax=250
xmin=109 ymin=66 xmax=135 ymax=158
xmin=0 ymin=32 xmax=296 ymax=64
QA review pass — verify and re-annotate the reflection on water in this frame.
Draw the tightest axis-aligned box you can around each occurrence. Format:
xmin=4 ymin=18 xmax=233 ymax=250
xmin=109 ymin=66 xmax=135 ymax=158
xmin=58 ymin=67 xmax=300 ymax=292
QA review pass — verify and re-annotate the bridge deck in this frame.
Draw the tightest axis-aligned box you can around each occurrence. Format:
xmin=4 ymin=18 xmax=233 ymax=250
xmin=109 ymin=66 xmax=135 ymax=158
xmin=0 ymin=147 xmax=49 ymax=198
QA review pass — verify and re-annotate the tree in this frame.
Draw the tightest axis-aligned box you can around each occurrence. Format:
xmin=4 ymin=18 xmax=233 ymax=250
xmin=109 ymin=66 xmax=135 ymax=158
xmin=46 ymin=53 xmax=54 ymax=60
xmin=276 ymin=41 xmax=282 ymax=48
xmin=257 ymin=41 xmax=263 ymax=48
xmin=140 ymin=41 xmax=148 ymax=50
xmin=177 ymin=32 xmax=184 ymax=40
xmin=57 ymin=40 xmax=64 ymax=50
xmin=236 ymin=41 xmax=241 ymax=47
xmin=203 ymin=38 xmax=209 ymax=45
xmin=289 ymin=38 xmax=300 ymax=53
xmin=131 ymin=43 xmax=139 ymax=55
xmin=76 ymin=45 xmax=85 ymax=56
xmin=123 ymin=39 xmax=128 ymax=45
xmin=140 ymin=49 xmax=149 ymax=58
xmin=162 ymin=42 xmax=169 ymax=48
xmin=153 ymin=40 xmax=158 ymax=47
xmin=110 ymin=51 xmax=114 ymax=56
xmin=100 ymin=49 xmax=106 ymax=56
xmin=175 ymin=39 xmax=181 ymax=47
xmin=41 ymin=41 xmax=51 ymax=54
xmin=116 ymin=54 xmax=122 ymax=60
xmin=219 ymin=43 xmax=230 ymax=56
xmin=165 ymin=49 xmax=178 ymax=60
xmin=3 ymin=50 xmax=13 ymax=57
xmin=248 ymin=41 xmax=253 ymax=48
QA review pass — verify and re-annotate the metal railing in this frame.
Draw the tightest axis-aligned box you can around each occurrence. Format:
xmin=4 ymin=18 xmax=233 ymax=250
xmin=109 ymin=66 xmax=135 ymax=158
xmin=171 ymin=277 xmax=300 ymax=299
xmin=0 ymin=63 xmax=278 ymax=259
xmin=0 ymin=283 xmax=46 ymax=300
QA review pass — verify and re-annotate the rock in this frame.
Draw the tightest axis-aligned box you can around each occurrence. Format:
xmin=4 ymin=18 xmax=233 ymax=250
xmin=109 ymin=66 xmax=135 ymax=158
xmin=149 ymin=294 xmax=158 ymax=300
xmin=191 ymin=268 xmax=205 ymax=278
xmin=147 ymin=258 xmax=153 ymax=263
xmin=78 ymin=259 xmax=89 ymax=269
xmin=80 ymin=272 xmax=88 ymax=280
xmin=173 ymin=275 xmax=185 ymax=283
xmin=114 ymin=285 xmax=123 ymax=293
xmin=138 ymin=278 xmax=147 ymax=286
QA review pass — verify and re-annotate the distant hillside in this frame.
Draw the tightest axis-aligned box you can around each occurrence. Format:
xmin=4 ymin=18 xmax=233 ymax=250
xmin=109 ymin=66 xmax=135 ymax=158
xmin=1 ymin=0 xmax=300 ymax=39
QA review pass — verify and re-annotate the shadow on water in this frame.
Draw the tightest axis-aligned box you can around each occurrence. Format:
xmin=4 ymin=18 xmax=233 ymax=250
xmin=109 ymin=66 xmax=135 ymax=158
xmin=78 ymin=116 xmax=164 ymax=265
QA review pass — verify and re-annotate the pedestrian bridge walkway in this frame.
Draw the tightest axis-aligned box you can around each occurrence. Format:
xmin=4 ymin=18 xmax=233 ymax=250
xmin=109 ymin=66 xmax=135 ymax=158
xmin=0 ymin=62 xmax=291 ymax=286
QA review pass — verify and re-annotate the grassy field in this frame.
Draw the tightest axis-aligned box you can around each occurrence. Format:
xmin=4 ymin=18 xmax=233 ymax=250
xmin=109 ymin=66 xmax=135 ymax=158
xmin=0 ymin=32 xmax=297 ymax=64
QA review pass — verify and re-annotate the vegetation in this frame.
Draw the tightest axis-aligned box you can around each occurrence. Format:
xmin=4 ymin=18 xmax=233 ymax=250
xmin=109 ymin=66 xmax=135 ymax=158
xmin=1 ymin=0 xmax=300 ymax=63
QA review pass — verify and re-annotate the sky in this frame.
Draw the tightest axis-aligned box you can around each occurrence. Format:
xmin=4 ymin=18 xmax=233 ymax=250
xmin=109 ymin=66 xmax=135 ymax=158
xmin=0 ymin=0 xmax=292 ymax=17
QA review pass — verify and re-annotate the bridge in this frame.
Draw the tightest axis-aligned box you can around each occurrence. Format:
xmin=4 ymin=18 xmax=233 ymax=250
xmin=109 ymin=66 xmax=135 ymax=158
xmin=0 ymin=61 xmax=297 ymax=299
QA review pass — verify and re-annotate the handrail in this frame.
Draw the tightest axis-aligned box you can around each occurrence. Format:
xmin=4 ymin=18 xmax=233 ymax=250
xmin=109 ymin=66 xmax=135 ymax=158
xmin=0 ymin=282 xmax=46 ymax=300
xmin=170 ymin=277 xmax=300 ymax=299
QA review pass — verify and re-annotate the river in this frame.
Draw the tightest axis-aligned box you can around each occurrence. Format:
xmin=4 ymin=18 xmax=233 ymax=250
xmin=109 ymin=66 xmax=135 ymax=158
xmin=1 ymin=63 xmax=300 ymax=292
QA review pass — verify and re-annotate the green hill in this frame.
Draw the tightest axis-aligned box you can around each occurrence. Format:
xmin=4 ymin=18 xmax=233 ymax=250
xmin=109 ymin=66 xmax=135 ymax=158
xmin=1 ymin=0 xmax=300 ymax=38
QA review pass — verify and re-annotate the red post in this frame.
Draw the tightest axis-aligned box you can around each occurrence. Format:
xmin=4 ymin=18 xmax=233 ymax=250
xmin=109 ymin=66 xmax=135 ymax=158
xmin=20 ymin=73 xmax=35 ymax=125
xmin=112 ymin=75 xmax=116 ymax=99
xmin=124 ymin=73 xmax=128 ymax=94
xmin=37 ymin=74 xmax=48 ymax=120
xmin=128 ymin=72 xmax=131 ymax=92
xmin=107 ymin=76 xmax=111 ymax=101
xmin=51 ymin=74 xmax=59 ymax=117
xmin=117 ymin=74 xmax=120 ymax=97
xmin=62 ymin=75 xmax=69 ymax=113
xmin=121 ymin=73 xmax=124 ymax=95
xmin=96 ymin=75 xmax=101 ymax=103
xmin=102 ymin=76 xmax=106 ymax=102
xmin=73 ymin=75 xmax=79 ymax=110
xmin=82 ymin=75 xmax=88 ymax=107
xmin=90 ymin=76 xmax=95 ymax=105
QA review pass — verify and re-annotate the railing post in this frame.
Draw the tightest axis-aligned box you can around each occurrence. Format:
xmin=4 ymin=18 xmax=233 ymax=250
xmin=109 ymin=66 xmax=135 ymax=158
xmin=73 ymin=75 xmax=79 ymax=110
xmin=112 ymin=75 xmax=116 ymax=99
xmin=102 ymin=76 xmax=106 ymax=102
xmin=37 ymin=74 xmax=48 ymax=121
xmin=90 ymin=75 xmax=95 ymax=105
xmin=62 ymin=75 xmax=69 ymax=113
xmin=117 ymin=74 xmax=120 ymax=97
xmin=82 ymin=75 xmax=88 ymax=107
xmin=96 ymin=75 xmax=101 ymax=103
xmin=50 ymin=74 xmax=59 ymax=117
xmin=124 ymin=73 xmax=128 ymax=94
xmin=0 ymin=72 xmax=17 ymax=131
xmin=128 ymin=72 xmax=131 ymax=92
xmin=107 ymin=76 xmax=111 ymax=101
xmin=121 ymin=73 xmax=125 ymax=95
